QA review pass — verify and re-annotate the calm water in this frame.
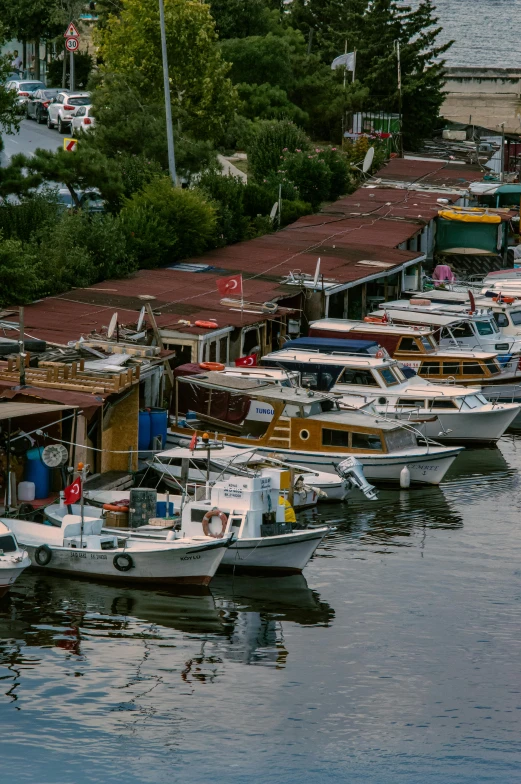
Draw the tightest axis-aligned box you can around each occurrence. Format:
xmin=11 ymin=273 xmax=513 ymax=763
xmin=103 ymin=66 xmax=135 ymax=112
xmin=434 ymin=0 xmax=521 ymax=65
xmin=1 ymin=437 xmax=521 ymax=782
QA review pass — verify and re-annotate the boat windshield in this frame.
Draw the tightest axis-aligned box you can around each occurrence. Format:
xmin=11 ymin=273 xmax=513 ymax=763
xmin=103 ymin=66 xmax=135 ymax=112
xmin=510 ymin=311 xmax=521 ymax=326
xmin=0 ymin=534 xmax=17 ymax=553
xmin=385 ymin=428 xmax=417 ymax=452
xmin=475 ymin=320 xmax=497 ymax=335
xmin=461 ymin=395 xmax=483 ymax=409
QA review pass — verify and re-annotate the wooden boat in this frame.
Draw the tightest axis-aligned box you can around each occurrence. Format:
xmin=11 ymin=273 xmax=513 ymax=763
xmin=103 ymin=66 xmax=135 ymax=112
xmin=169 ymin=371 xmax=463 ymax=485
xmin=308 ymin=318 xmax=515 ymax=386
xmin=0 ymin=521 xmax=31 ymax=597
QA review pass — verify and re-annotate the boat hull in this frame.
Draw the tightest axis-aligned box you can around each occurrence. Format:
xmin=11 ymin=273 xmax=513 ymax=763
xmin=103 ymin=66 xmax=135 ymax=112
xmin=14 ymin=539 xmax=229 ymax=586
xmin=168 ymin=433 xmax=461 ymax=485
xmin=388 ymin=406 xmax=520 ymax=444
xmin=221 ymin=528 xmax=329 ymax=573
xmin=0 ymin=557 xmax=31 ymax=596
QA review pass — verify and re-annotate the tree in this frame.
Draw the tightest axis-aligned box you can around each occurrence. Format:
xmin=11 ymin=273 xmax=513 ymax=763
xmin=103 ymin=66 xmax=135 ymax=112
xmin=88 ymin=72 xmax=217 ymax=177
xmin=247 ymin=119 xmax=311 ymax=180
xmin=209 ymin=0 xmax=279 ymax=39
xmin=0 ymin=56 xmax=22 ymax=149
xmin=0 ymin=0 xmax=62 ymax=79
xmin=10 ymin=147 xmax=124 ymax=209
xmin=95 ymin=0 xmax=237 ymax=143
xmin=0 ymin=232 xmax=43 ymax=305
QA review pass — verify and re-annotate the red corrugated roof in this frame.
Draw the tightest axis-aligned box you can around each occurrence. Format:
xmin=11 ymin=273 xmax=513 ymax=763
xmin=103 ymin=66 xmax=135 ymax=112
xmin=375 ymin=158 xmax=485 ymax=187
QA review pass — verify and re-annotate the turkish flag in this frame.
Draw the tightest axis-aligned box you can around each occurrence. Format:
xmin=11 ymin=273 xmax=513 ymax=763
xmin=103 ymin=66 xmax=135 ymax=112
xmin=189 ymin=432 xmax=197 ymax=451
xmin=63 ymin=477 xmax=82 ymax=505
xmin=235 ymin=354 xmax=257 ymax=367
xmin=217 ymin=274 xmax=243 ymax=298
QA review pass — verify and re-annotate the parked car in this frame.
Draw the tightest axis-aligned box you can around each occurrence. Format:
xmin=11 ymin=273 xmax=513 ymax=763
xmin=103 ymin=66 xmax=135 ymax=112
xmin=71 ymin=105 xmax=95 ymax=134
xmin=47 ymin=92 xmax=91 ymax=133
xmin=25 ymin=88 xmax=61 ymax=123
xmin=57 ymin=187 xmax=106 ymax=213
xmin=5 ymin=80 xmax=46 ymax=108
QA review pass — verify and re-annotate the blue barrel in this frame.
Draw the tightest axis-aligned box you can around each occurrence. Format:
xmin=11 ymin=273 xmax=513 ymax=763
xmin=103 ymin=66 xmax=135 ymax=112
xmin=150 ymin=408 xmax=168 ymax=449
xmin=156 ymin=501 xmax=175 ymax=518
xmin=25 ymin=452 xmax=50 ymax=499
xmin=138 ymin=410 xmax=151 ymax=450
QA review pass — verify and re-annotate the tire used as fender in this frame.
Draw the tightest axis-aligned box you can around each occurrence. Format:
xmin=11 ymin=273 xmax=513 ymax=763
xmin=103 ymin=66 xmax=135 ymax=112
xmin=35 ymin=544 xmax=52 ymax=566
xmin=113 ymin=553 xmax=134 ymax=572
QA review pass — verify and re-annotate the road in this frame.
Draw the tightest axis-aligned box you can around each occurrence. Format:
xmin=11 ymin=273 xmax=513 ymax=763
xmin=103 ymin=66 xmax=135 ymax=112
xmin=1 ymin=118 xmax=62 ymax=165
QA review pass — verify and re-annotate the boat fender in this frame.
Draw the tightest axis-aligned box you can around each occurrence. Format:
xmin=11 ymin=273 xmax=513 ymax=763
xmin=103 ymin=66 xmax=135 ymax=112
xmin=35 ymin=544 xmax=52 ymax=566
xmin=202 ymin=508 xmax=228 ymax=538
xmin=113 ymin=553 xmax=134 ymax=572
xmin=400 ymin=465 xmax=411 ymax=489
xmin=199 ymin=362 xmax=225 ymax=371
xmin=103 ymin=503 xmax=130 ymax=513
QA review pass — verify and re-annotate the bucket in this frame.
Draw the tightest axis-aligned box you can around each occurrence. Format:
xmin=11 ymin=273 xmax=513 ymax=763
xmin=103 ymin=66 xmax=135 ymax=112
xmin=138 ymin=410 xmax=151 ymax=450
xmin=150 ymin=408 xmax=168 ymax=449
xmin=18 ymin=481 xmax=35 ymax=502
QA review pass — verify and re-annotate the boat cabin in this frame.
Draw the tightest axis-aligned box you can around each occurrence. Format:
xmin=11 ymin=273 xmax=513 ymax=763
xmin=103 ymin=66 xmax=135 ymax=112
xmin=172 ymin=371 xmax=418 ymax=456
xmin=307 ymin=318 xmax=504 ymax=383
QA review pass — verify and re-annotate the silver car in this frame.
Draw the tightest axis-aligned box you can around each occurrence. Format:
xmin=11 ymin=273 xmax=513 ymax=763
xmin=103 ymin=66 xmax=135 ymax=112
xmin=5 ymin=79 xmax=46 ymax=107
xmin=47 ymin=91 xmax=91 ymax=133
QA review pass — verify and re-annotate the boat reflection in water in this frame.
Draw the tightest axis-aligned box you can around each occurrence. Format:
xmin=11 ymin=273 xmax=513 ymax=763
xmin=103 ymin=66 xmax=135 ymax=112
xmin=0 ymin=572 xmax=334 ymax=688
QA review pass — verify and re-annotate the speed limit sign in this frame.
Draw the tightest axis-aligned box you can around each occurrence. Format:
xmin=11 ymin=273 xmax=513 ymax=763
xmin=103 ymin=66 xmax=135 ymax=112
xmin=65 ymin=36 xmax=79 ymax=51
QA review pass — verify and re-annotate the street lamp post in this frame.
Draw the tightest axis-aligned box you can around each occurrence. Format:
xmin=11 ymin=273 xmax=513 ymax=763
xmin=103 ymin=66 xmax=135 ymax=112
xmin=158 ymin=0 xmax=177 ymax=186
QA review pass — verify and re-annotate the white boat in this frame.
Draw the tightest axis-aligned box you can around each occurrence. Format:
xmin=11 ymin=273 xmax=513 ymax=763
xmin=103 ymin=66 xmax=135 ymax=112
xmin=260 ymin=347 xmax=520 ymax=445
xmin=5 ymin=515 xmax=231 ymax=586
xmin=149 ymin=445 xmax=350 ymax=504
xmin=0 ymin=521 xmax=31 ymax=597
xmin=133 ymin=473 xmax=332 ymax=574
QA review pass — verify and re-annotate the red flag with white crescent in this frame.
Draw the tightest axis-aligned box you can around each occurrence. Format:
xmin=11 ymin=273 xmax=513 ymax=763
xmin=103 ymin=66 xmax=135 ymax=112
xmin=217 ymin=274 xmax=243 ymax=298
xmin=63 ymin=477 xmax=82 ymax=505
xmin=235 ymin=354 xmax=257 ymax=367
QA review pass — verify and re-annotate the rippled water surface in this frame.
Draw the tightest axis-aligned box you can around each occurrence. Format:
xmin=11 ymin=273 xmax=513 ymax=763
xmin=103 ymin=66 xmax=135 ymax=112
xmin=434 ymin=0 xmax=521 ymax=65
xmin=2 ymin=436 xmax=521 ymax=782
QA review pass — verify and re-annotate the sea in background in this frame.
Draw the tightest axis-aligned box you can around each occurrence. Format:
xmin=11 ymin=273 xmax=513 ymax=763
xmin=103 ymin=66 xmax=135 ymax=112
xmin=433 ymin=0 xmax=521 ymax=65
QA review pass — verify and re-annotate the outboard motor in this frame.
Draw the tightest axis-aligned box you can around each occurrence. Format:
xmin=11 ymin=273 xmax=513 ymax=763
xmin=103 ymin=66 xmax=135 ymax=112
xmin=336 ymin=457 xmax=378 ymax=501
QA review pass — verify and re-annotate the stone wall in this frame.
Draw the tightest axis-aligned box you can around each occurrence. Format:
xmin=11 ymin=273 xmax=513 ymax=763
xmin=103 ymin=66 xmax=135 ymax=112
xmin=442 ymin=67 xmax=521 ymax=133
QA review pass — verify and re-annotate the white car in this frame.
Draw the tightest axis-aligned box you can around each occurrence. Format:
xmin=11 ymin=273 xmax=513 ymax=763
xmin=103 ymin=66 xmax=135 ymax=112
xmin=71 ymin=105 xmax=95 ymax=134
xmin=5 ymin=79 xmax=45 ymax=107
xmin=46 ymin=91 xmax=90 ymax=133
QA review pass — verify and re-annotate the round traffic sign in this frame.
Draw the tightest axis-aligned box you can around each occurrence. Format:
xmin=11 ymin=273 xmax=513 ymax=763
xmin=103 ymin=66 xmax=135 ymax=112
xmin=65 ymin=36 xmax=79 ymax=51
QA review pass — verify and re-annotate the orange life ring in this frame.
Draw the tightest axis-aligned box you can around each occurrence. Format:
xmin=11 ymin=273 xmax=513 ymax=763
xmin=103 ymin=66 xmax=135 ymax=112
xmin=195 ymin=320 xmax=218 ymax=329
xmin=202 ymin=508 xmax=228 ymax=538
xmin=200 ymin=361 xmax=225 ymax=371
xmin=103 ymin=503 xmax=130 ymax=513
xmin=375 ymin=348 xmax=385 ymax=358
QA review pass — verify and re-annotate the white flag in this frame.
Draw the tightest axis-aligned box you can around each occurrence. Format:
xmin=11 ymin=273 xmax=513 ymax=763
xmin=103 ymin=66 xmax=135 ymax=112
xmin=331 ymin=52 xmax=356 ymax=71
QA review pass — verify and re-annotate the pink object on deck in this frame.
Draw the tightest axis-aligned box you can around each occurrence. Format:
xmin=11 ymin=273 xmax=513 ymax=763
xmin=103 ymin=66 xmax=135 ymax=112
xmin=432 ymin=264 xmax=455 ymax=286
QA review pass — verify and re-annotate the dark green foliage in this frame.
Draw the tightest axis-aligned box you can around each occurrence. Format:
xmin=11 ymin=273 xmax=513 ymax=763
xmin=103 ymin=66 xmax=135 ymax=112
xmin=0 ymin=55 xmax=21 ymax=142
xmin=197 ymin=171 xmax=250 ymax=246
xmin=210 ymin=0 xmax=278 ymax=39
xmin=46 ymin=52 xmax=93 ymax=90
xmin=280 ymin=198 xmax=312 ymax=226
xmin=247 ymin=119 xmax=311 ymax=180
xmin=120 ymin=177 xmax=217 ymax=267
xmin=278 ymin=150 xmax=332 ymax=210
xmin=0 ymin=191 xmax=60 ymax=241
xmin=0 ymin=232 xmax=42 ymax=306
xmin=237 ymin=83 xmax=307 ymax=125
xmin=220 ymin=32 xmax=295 ymax=91
xmin=242 ymin=181 xmax=276 ymax=218
xmin=115 ymin=152 xmax=164 ymax=201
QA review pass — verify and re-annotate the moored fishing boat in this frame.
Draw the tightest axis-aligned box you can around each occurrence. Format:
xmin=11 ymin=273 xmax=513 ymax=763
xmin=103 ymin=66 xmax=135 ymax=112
xmin=5 ymin=514 xmax=232 ymax=585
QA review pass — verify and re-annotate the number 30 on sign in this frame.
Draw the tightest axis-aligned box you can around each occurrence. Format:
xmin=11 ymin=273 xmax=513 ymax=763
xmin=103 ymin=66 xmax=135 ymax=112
xmin=65 ymin=37 xmax=79 ymax=51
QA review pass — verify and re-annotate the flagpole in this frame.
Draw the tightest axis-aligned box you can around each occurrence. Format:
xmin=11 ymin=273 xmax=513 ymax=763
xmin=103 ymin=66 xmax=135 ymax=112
xmin=79 ymin=462 xmax=86 ymax=548
xmin=353 ymin=49 xmax=356 ymax=83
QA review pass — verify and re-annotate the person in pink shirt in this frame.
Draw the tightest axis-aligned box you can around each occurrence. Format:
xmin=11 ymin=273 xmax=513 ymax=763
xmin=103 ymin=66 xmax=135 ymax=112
xmin=432 ymin=264 xmax=455 ymax=287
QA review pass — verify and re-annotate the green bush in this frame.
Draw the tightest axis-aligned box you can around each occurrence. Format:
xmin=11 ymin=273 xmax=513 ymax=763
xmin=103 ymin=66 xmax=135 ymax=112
xmin=0 ymin=233 xmax=42 ymax=305
xmin=247 ymin=119 xmax=310 ymax=180
xmin=280 ymin=198 xmax=312 ymax=226
xmin=242 ymin=181 xmax=275 ymax=217
xmin=0 ymin=191 xmax=60 ymax=242
xmin=120 ymin=177 xmax=217 ymax=266
xmin=197 ymin=171 xmax=250 ymax=246
xmin=279 ymin=150 xmax=332 ymax=210
xmin=316 ymin=147 xmax=352 ymax=200
xmin=116 ymin=152 xmax=164 ymax=201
